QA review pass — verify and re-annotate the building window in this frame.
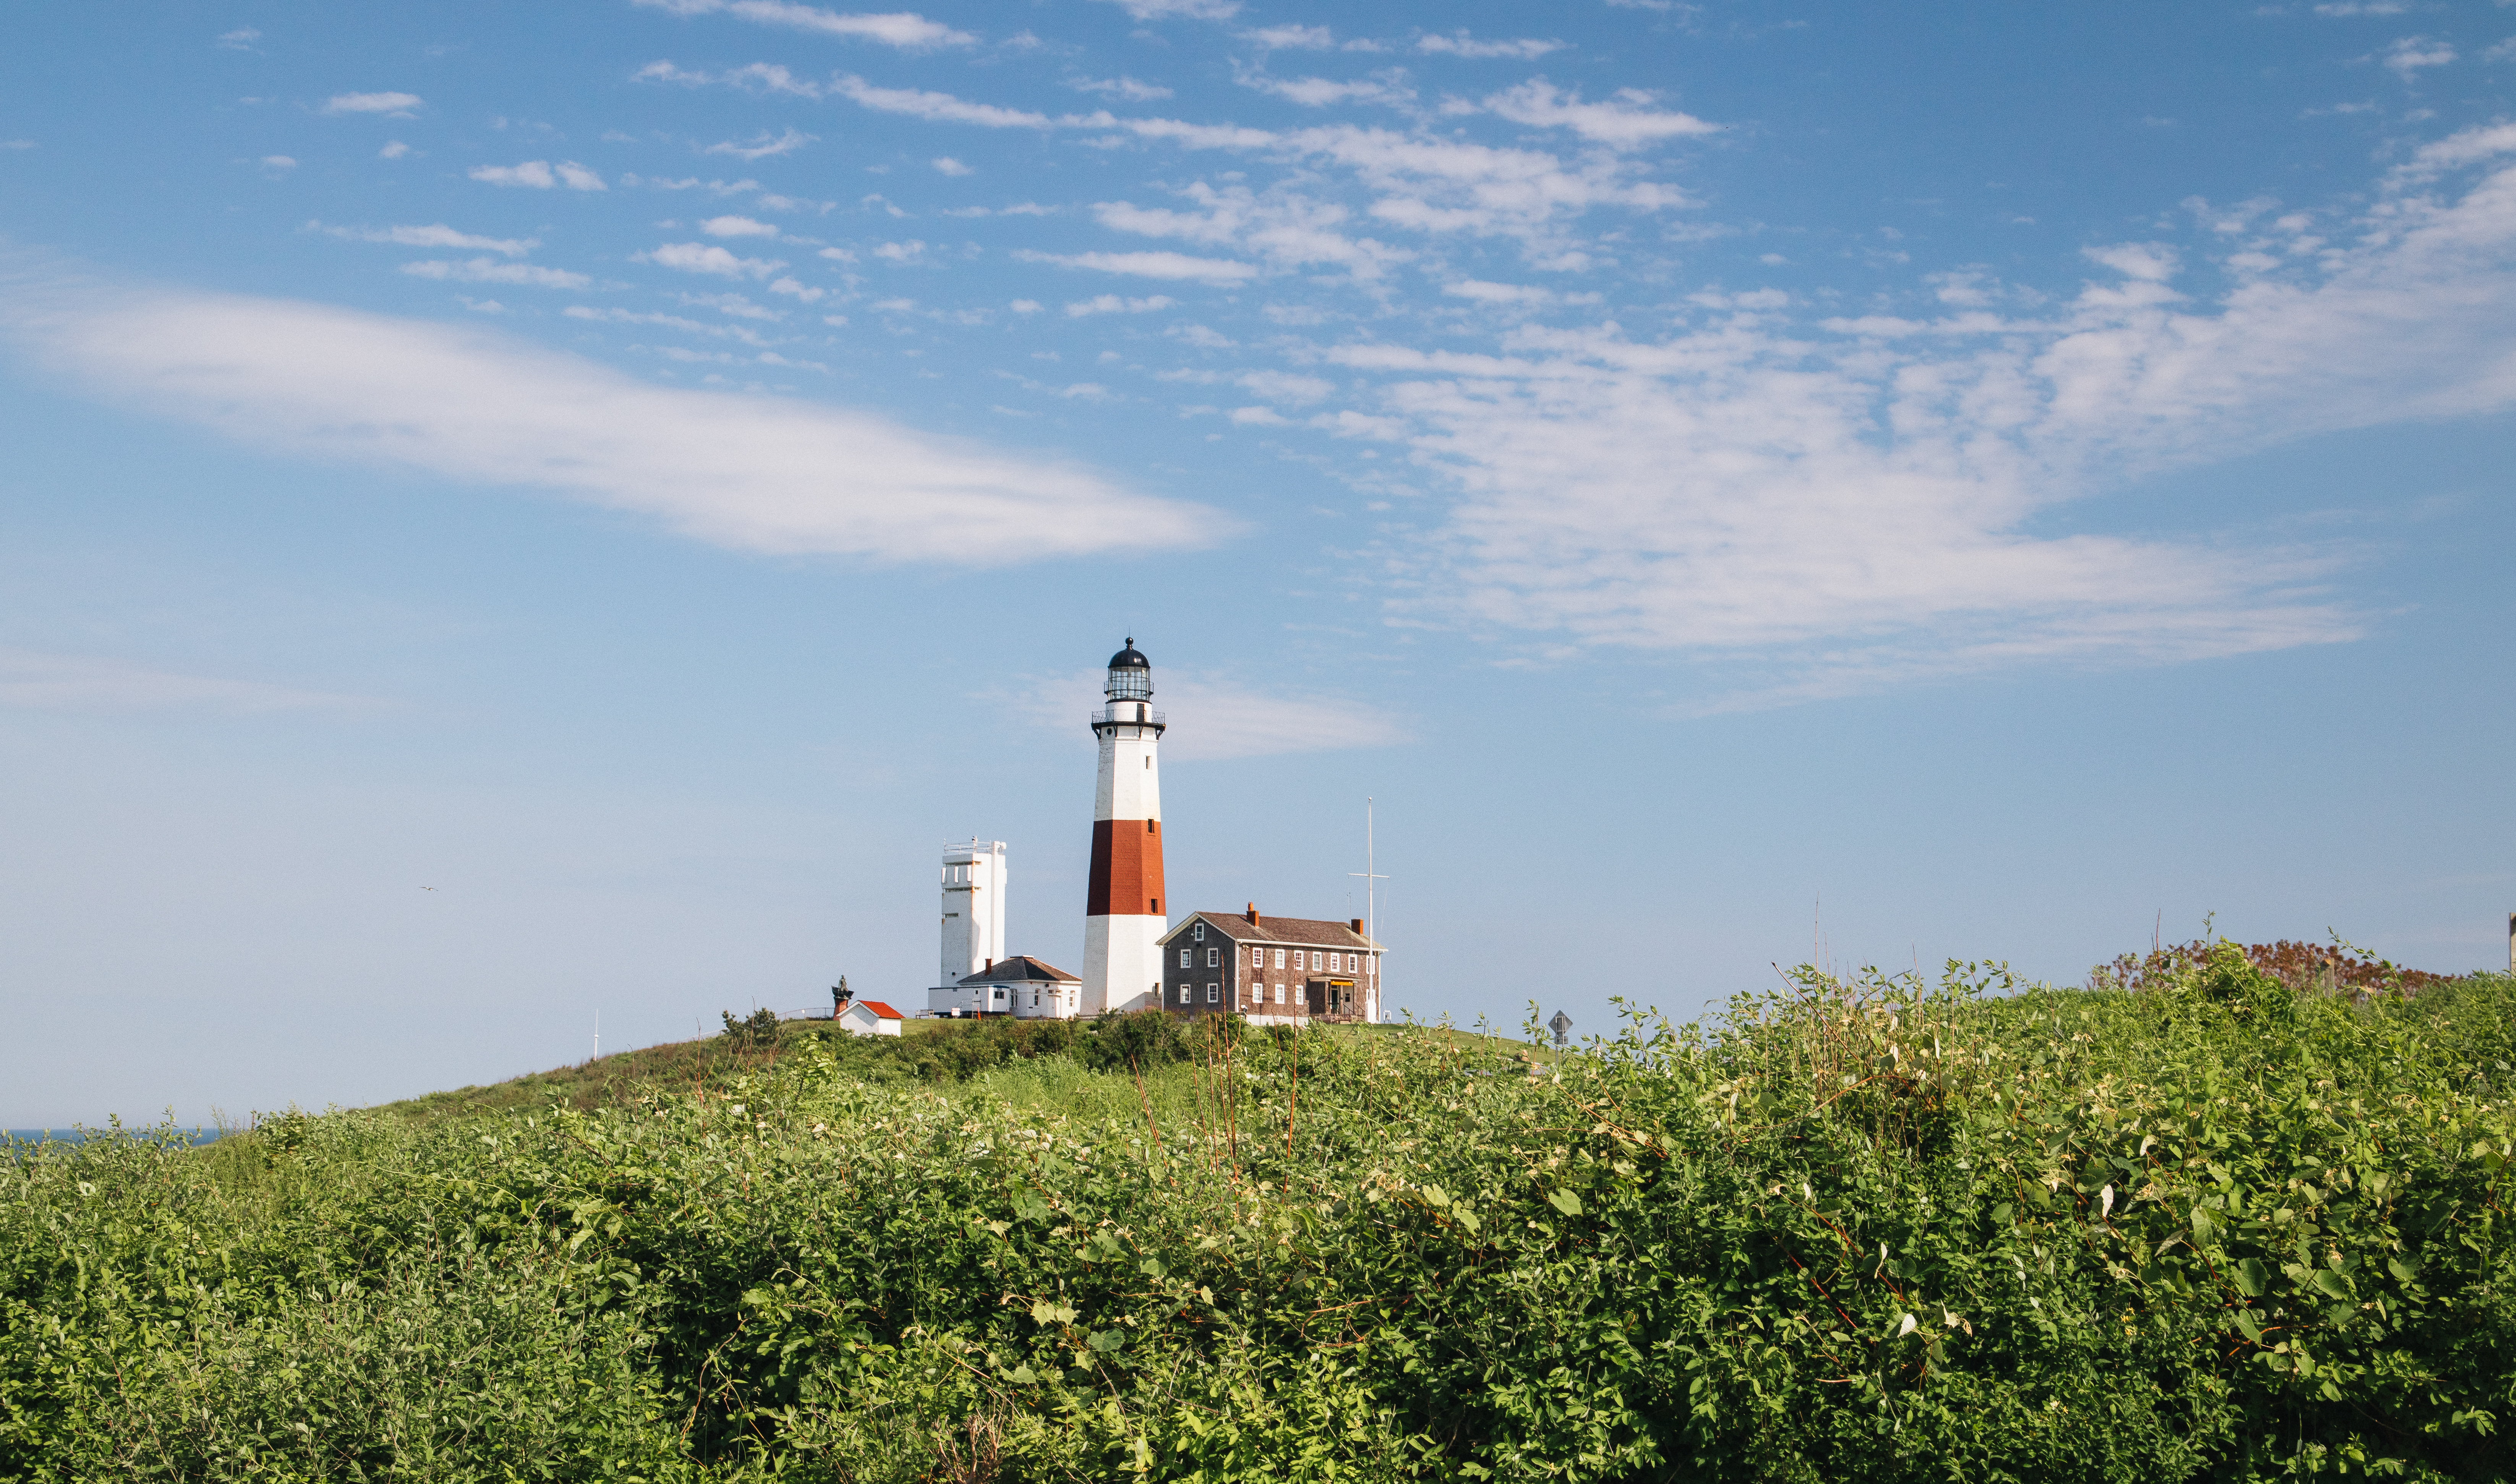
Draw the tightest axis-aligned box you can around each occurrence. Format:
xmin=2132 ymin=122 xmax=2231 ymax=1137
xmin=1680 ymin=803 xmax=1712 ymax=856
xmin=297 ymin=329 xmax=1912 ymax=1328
xmin=1205 ymin=946 xmax=1219 ymax=968
xmin=1273 ymin=949 xmax=1286 ymax=969
xmin=1205 ymin=983 xmax=1218 ymax=1004
xmin=1254 ymin=947 xmax=1265 ymax=967
xmin=1180 ymin=948 xmax=1192 ymax=968
xmin=1179 ymin=984 xmax=1192 ymax=1006
xmin=1273 ymin=984 xmax=1285 ymax=1004
xmin=1193 ymin=923 xmax=1205 ymax=942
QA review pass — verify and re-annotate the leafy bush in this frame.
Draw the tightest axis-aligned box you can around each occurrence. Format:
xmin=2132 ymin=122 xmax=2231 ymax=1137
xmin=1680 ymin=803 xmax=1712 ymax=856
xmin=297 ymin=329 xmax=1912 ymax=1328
xmin=6 ymin=963 xmax=2511 ymax=1481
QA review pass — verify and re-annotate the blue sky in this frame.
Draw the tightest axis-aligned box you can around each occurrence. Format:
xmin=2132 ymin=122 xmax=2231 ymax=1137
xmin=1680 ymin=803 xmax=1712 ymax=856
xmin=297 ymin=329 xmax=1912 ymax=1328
xmin=4 ymin=0 xmax=2513 ymax=1124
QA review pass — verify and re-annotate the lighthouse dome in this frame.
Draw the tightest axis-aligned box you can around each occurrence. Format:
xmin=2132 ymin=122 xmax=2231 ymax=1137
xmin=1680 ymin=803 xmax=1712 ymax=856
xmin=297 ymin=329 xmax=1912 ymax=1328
xmin=1105 ymin=638 xmax=1153 ymax=700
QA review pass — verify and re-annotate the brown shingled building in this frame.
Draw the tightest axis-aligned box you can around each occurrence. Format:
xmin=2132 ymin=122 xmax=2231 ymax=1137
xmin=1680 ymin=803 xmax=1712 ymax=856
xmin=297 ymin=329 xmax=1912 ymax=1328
xmin=1154 ymin=906 xmax=1382 ymax=1024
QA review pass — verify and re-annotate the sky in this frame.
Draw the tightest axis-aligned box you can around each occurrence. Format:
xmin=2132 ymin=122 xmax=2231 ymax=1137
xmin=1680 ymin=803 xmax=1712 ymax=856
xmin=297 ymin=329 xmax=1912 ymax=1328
xmin=3 ymin=0 xmax=2513 ymax=1125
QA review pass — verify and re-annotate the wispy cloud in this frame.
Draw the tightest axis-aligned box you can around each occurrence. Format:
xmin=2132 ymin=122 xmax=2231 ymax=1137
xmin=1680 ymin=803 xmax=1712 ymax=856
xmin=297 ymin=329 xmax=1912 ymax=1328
xmin=321 ymin=91 xmax=425 ymax=116
xmin=705 ymin=127 xmax=816 ymax=159
xmin=215 ymin=27 xmax=262 ymax=51
xmin=699 ymin=215 xmax=781 ymax=237
xmin=1065 ymin=293 xmax=1179 ymax=315
xmin=831 ymin=74 xmax=1052 ymax=126
xmin=0 ymin=272 xmax=1225 ymax=564
xmin=1414 ymin=32 xmax=1563 ymax=58
xmin=468 ymin=160 xmax=607 ymax=190
xmin=643 ymin=242 xmax=788 ymax=278
xmin=1071 ymin=75 xmax=1175 ymax=101
xmin=2382 ymin=35 xmax=2457 ymax=79
xmin=1007 ymin=670 xmax=1408 ymax=759
xmin=1014 ymin=249 xmax=1260 ymax=284
xmin=633 ymin=0 xmax=976 ymax=47
xmin=1314 ymin=133 xmax=2516 ymax=703
xmin=1094 ymin=0 xmax=1242 ymax=22
xmin=1483 ymin=79 xmax=1721 ymax=147
xmin=401 ymin=259 xmax=591 ymax=288
xmin=0 ymin=648 xmax=373 ymax=715
xmin=314 ymin=221 xmax=538 ymax=256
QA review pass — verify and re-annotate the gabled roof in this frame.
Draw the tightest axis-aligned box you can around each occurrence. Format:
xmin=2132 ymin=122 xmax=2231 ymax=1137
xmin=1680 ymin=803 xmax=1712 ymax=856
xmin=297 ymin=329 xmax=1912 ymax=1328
xmin=957 ymin=955 xmax=1082 ymax=985
xmin=1161 ymin=910 xmax=1379 ymax=951
xmin=842 ymin=999 xmax=906 ymax=1021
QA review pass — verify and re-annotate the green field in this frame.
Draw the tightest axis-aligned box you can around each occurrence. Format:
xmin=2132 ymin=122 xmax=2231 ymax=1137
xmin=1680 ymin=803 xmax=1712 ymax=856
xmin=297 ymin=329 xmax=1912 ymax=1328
xmin=6 ymin=945 xmax=2513 ymax=1481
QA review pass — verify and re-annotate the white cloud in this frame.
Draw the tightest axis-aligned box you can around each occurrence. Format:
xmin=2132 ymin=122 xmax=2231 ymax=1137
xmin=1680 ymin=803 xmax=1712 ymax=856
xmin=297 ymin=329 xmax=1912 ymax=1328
xmin=932 ymin=155 xmax=972 ymax=175
xmin=1238 ymin=23 xmax=1332 ymax=48
xmin=469 ymin=160 xmax=608 ymax=190
xmin=1442 ymin=278 xmax=1598 ymax=306
xmin=768 ymin=276 xmax=825 ymax=302
xmin=215 ymin=27 xmax=261 ymax=50
xmin=1095 ymin=0 xmax=1241 ymax=21
xmin=832 ymin=74 xmax=1051 ymax=127
xmin=1014 ymin=249 xmax=1260 ymax=284
xmin=1240 ymin=70 xmax=1416 ymax=108
xmin=401 ymin=259 xmax=592 ymax=288
xmin=1008 ymin=670 xmax=1407 ymax=759
xmin=644 ymin=242 xmax=787 ymax=277
xmin=322 ymin=91 xmax=424 ymax=116
xmin=1065 ymin=293 xmax=1179 ymax=315
xmin=1011 ymin=298 xmax=1043 ymax=313
xmin=2313 ymin=1 xmax=2410 ymax=11
xmin=874 ymin=239 xmax=926 ymax=262
xmin=2 ymin=275 xmax=1222 ymax=564
xmin=1483 ymin=79 xmax=1721 ymax=147
xmin=259 ymin=155 xmax=297 ymax=171
xmin=632 ymin=0 xmax=974 ymax=46
xmin=706 ymin=127 xmax=816 ymax=160
xmin=0 ymin=648 xmax=371 ymax=714
xmin=1316 ymin=141 xmax=2516 ymax=702
xmin=1237 ymin=369 xmax=1332 ymax=403
xmin=2082 ymin=242 xmax=2179 ymax=281
xmin=1093 ymin=183 xmax=1409 ymax=280
xmin=700 ymin=214 xmax=781 ymax=237
xmin=1228 ymin=405 xmax=1287 ymax=424
xmin=0 ymin=140 xmax=32 ymax=151
xmin=379 ymin=140 xmax=412 ymax=159
xmin=1071 ymin=75 xmax=1175 ymax=101
xmin=2383 ymin=35 xmax=2457 ymax=78
xmin=1415 ymin=32 xmax=1563 ymax=58
xmin=316 ymin=221 xmax=538 ymax=255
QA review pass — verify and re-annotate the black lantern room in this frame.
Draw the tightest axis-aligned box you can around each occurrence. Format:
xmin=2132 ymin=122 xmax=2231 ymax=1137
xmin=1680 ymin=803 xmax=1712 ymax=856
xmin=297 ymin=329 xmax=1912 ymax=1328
xmin=1105 ymin=638 xmax=1153 ymax=702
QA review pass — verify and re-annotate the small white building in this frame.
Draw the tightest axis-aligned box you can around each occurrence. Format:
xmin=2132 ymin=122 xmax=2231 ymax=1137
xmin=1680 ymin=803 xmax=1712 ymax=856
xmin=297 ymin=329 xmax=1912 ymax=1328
xmin=837 ymin=998 xmax=905 ymax=1037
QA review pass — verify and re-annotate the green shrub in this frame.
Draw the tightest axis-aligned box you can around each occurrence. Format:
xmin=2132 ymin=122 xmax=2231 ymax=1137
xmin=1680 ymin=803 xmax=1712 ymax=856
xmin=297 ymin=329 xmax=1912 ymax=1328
xmin=6 ymin=966 xmax=2511 ymax=1481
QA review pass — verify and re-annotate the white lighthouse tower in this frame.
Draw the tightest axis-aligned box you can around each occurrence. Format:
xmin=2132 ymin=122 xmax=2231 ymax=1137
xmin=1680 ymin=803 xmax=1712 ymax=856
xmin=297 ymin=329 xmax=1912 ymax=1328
xmin=927 ymin=838 xmax=1007 ymax=1016
xmin=1082 ymin=640 xmax=1166 ymax=1016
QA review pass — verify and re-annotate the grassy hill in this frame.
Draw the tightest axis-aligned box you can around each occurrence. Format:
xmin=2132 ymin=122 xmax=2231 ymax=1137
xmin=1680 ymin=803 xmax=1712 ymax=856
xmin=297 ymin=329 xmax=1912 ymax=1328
xmin=7 ymin=946 xmax=2513 ymax=1482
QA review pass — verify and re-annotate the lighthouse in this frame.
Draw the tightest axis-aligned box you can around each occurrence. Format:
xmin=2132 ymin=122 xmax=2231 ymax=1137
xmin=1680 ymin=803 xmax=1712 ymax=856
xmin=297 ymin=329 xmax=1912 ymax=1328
xmin=1082 ymin=639 xmax=1166 ymax=1015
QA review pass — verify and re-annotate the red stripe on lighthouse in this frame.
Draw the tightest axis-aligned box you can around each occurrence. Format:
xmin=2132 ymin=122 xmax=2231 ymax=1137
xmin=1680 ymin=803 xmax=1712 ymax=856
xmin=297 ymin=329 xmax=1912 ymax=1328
xmin=1085 ymin=818 xmax=1166 ymax=917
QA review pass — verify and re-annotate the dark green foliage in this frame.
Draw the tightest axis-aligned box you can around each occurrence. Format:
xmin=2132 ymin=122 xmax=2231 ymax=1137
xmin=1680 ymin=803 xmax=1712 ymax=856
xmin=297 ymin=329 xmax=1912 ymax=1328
xmin=722 ymin=1008 xmax=784 ymax=1050
xmin=5 ymin=964 xmax=2512 ymax=1481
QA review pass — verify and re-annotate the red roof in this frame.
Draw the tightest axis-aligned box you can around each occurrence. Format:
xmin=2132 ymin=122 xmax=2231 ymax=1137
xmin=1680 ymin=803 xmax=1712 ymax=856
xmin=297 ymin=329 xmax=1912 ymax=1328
xmin=846 ymin=1000 xmax=906 ymax=1021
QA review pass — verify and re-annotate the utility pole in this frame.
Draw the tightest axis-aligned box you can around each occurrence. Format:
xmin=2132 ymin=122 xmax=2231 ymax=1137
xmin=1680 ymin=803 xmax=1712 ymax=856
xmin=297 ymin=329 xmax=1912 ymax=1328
xmin=1350 ymin=797 xmax=1388 ymax=1022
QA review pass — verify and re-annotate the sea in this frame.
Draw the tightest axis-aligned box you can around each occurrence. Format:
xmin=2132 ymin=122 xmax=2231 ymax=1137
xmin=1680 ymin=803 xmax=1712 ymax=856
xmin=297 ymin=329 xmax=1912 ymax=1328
xmin=5 ymin=1128 xmax=227 ymax=1147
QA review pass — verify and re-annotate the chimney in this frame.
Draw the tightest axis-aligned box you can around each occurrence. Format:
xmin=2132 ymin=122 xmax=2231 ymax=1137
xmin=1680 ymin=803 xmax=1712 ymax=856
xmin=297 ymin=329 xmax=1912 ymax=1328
xmin=1350 ymin=919 xmax=1364 ymax=933
xmin=1246 ymin=903 xmax=1260 ymax=927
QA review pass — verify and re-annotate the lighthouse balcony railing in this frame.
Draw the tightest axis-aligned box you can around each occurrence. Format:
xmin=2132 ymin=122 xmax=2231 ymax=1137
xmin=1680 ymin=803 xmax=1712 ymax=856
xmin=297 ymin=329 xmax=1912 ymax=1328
xmin=1091 ymin=708 xmax=1166 ymax=726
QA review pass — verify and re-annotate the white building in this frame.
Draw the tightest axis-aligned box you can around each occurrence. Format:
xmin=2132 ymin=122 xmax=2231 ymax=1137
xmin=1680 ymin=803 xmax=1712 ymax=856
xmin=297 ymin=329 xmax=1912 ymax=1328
xmin=837 ymin=998 xmax=905 ymax=1037
xmin=958 ymin=955 xmax=1083 ymax=1019
xmin=928 ymin=839 xmax=1007 ymax=1016
xmin=1082 ymin=641 xmax=1168 ymax=1016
